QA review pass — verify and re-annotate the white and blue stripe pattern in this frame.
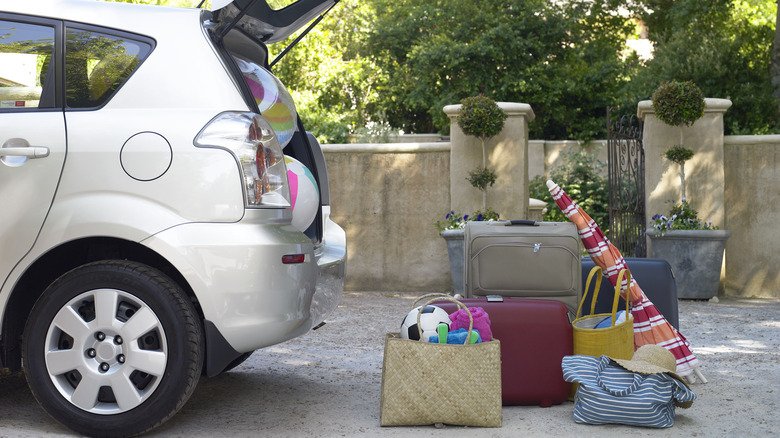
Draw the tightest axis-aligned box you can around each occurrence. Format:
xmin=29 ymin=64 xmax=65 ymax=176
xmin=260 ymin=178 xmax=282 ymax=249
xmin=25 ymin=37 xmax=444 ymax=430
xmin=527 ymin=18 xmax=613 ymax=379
xmin=562 ymin=355 xmax=696 ymax=428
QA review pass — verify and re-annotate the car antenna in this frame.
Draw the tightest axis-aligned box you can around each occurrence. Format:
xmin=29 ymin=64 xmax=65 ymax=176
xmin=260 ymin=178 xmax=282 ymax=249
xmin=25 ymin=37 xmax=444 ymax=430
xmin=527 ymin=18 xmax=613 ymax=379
xmin=269 ymin=0 xmax=340 ymax=69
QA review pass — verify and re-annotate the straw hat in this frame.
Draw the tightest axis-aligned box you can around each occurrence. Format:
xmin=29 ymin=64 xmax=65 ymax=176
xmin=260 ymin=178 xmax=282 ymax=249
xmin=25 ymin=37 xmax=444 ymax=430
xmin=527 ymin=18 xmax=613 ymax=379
xmin=610 ymin=344 xmax=694 ymax=408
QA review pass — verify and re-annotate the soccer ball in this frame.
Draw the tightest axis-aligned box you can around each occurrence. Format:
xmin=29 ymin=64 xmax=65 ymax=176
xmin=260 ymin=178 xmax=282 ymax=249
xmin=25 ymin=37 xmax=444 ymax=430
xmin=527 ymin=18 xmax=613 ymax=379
xmin=400 ymin=305 xmax=451 ymax=342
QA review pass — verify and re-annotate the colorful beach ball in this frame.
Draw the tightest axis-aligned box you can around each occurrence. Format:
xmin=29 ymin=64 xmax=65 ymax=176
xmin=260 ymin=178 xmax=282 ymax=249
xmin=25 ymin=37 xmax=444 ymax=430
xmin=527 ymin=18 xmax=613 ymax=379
xmin=285 ymin=156 xmax=319 ymax=232
xmin=234 ymin=57 xmax=297 ymax=147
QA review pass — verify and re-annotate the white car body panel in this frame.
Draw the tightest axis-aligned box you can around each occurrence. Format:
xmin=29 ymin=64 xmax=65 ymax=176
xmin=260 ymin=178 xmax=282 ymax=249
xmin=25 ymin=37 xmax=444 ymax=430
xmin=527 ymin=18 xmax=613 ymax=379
xmin=0 ymin=112 xmax=66 ymax=287
xmin=1 ymin=0 xmax=345 ymax=360
xmin=141 ymin=209 xmax=317 ymax=352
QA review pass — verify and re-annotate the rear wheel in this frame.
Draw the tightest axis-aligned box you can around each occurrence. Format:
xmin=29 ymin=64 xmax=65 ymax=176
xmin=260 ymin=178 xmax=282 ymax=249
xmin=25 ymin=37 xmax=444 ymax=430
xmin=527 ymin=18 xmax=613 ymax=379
xmin=23 ymin=260 xmax=203 ymax=437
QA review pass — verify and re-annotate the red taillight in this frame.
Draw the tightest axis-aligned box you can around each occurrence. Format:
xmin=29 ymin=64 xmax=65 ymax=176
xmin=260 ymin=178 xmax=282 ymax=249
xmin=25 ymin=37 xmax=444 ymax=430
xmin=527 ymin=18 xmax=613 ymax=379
xmin=194 ymin=112 xmax=290 ymax=207
xmin=281 ymin=254 xmax=306 ymax=264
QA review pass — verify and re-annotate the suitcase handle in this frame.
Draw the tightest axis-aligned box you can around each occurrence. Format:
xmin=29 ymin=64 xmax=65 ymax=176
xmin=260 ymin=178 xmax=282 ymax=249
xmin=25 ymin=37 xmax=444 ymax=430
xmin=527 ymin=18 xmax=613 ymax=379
xmin=505 ymin=220 xmax=537 ymax=226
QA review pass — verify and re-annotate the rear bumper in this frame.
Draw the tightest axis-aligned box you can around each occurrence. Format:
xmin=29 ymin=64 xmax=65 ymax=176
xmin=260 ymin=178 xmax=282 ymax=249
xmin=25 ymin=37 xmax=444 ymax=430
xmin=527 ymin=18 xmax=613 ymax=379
xmin=142 ymin=208 xmax=344 ymax=354
xmin=310 ymin=206 xmax=346 ymax=327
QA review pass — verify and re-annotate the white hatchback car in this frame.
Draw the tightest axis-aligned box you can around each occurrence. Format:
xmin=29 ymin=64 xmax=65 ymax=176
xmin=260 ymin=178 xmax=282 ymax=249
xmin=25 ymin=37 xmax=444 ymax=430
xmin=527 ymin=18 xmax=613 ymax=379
xmin=0 ymin=0 xmax=346 ymax=436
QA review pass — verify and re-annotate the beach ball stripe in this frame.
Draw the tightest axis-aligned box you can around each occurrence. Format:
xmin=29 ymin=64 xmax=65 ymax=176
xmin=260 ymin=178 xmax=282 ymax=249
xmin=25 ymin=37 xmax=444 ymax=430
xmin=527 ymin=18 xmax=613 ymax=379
xmin=284 ymin=156 xmax=319 ymax=231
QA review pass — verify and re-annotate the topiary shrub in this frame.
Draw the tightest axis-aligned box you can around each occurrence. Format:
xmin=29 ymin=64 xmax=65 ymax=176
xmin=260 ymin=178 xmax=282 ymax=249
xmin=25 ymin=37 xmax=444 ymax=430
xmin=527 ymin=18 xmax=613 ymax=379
xmin=651 ymin=80 xmax=705 ymax=128
xmin=458 ymin=95 xmax=507 ymax=140
xmin=457 ymin=95 xmax=507 ymax=211
xmin=651 ymin=80 xmax=705 ymax=202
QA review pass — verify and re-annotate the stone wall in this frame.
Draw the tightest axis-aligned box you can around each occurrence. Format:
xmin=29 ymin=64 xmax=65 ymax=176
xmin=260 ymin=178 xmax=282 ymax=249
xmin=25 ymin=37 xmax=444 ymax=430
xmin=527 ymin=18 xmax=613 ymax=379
xmin=323 ymin=143 xmax=453 ymax=292
xmin=723 ymin=135 xmax=780 ymax=298
xmin=321 ymin=106 xmax=780 ymax=298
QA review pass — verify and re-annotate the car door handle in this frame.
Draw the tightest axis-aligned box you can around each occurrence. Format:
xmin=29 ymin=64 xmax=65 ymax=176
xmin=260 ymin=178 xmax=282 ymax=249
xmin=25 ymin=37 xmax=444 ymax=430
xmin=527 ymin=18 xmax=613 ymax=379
xmin=1 ymin=138 xmax=50 ymax=158
xmin=0 ymin=147 xmax=50 ymax=158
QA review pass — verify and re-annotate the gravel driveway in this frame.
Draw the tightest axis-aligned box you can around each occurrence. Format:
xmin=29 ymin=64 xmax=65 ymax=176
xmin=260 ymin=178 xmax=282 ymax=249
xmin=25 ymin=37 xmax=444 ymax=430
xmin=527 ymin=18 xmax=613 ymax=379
xmin=1 ymin=292 xmax=778 ymax=437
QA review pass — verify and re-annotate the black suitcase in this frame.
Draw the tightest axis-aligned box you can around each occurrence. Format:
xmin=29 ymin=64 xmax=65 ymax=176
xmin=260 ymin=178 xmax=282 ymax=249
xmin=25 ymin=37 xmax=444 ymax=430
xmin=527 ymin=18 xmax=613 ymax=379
xmin=581 ymin=257 xmax=679 ymax=329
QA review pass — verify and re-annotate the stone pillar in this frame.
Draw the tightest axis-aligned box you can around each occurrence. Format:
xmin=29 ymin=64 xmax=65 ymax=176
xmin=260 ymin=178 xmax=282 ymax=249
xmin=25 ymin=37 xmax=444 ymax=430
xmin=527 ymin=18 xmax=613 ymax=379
xmin=637 ymin=98 xmax=732 ymax=230
xmin=443 ymin=102 xmax=535 ymax=220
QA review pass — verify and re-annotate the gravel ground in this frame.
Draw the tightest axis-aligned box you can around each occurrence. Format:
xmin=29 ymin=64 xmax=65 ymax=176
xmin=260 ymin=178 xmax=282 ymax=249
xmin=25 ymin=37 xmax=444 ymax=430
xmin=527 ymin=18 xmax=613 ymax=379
xmin=1 ymin=292 xmax=778 ymax=437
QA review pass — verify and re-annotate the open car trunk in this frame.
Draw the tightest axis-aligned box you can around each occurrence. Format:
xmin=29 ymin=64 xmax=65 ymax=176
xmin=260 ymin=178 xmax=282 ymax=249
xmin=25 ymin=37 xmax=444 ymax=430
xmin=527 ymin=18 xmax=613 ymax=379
xmin=211 ymin=0 xmax=337 ymax=43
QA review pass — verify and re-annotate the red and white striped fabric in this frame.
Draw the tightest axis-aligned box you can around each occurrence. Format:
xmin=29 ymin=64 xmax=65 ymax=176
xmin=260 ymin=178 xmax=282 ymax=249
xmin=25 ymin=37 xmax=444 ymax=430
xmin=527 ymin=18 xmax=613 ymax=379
xmin=547 ymin=180 xmax=699 ymax=376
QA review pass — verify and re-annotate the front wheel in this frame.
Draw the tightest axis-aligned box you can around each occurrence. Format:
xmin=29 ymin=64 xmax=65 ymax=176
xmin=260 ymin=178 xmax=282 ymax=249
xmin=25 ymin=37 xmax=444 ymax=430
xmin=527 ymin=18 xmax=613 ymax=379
xmin=23 ymin=260 xmax=203 ymax=437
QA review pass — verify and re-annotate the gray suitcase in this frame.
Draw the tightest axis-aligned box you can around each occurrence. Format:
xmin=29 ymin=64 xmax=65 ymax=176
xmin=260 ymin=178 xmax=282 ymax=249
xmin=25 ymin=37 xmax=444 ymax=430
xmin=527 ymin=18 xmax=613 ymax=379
xmin=464 ymin=220 xmax=583 ymax=313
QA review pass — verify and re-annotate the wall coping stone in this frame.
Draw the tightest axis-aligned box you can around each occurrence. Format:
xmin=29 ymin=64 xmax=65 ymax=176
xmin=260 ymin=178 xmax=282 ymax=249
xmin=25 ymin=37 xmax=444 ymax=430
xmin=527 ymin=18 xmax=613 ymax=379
xmin=322 ymin=142 xmax=450 ymax=154
xmin=724 ymin=135 xmax=780 ymax=145
xmin=637 ymin=98 xmax=733 ymax=119
xmin=442 ymin=102 xmax=536 ymax=121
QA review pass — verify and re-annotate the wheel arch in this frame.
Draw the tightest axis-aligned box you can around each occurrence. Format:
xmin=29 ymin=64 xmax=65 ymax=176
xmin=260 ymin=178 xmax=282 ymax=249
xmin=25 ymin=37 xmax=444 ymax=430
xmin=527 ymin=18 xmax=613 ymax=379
xmin=1 ymin=236 xmax=201 ymax=371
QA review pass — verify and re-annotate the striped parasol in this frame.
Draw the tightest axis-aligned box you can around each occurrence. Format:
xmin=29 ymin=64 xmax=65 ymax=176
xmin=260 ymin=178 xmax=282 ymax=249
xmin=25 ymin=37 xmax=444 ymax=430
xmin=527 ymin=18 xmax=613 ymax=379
xmin=547 ymin=180 xmax=700 ymax=377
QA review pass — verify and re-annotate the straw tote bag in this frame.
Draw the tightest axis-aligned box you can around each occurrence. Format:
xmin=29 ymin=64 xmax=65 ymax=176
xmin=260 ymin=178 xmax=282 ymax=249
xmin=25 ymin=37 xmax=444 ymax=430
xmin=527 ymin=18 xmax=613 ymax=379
xmin=572 ymin=267 xmax=634 ymax=361
xmin=380 ymin=294 xmax=502 ymax=427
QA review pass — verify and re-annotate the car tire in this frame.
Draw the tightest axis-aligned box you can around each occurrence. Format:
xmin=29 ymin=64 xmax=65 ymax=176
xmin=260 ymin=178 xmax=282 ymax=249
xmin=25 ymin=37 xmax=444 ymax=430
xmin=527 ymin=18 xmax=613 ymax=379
xmin=22 ymin=260 xmax=203 ymax=437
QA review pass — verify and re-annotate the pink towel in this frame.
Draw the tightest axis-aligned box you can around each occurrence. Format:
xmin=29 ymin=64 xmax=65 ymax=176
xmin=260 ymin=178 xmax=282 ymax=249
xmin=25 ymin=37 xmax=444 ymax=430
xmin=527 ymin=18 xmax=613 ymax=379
xmin=449 ymin=307 xmax=492 ymax=342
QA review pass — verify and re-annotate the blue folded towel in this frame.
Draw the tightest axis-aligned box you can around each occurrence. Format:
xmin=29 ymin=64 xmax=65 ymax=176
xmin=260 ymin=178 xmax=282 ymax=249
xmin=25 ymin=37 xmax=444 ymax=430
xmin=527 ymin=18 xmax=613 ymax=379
xmin=429 ymin=328 xmax=482 ymax=344
xmin=594 ymin=310 xmax=627 ymax=329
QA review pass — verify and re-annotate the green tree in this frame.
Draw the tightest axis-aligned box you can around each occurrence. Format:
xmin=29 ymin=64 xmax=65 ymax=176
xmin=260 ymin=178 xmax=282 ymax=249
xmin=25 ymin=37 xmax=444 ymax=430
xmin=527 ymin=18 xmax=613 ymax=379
xmin=269 ymin=0 xmax=382 ymax=143
xmin=529 ymin=149 xmax=609 ymax=233
xmin=630 ymin=0 xmax=778 ymax=134
xmin=367 ymin=0 xmax=639 ymax=140
xmin=105 ymin=0 xmax=780 ymax=139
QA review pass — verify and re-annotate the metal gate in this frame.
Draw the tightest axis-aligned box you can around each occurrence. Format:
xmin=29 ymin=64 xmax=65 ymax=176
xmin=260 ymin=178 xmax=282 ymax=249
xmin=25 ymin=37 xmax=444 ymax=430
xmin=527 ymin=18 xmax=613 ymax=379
xmin=606 ymin=107 xmax=646 ymax=257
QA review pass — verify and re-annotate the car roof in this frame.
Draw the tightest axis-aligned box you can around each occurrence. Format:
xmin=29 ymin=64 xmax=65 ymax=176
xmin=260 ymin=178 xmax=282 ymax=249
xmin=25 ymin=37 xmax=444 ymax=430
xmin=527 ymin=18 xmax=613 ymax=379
xmin=1 ymin=0 xmax=200 ymax=36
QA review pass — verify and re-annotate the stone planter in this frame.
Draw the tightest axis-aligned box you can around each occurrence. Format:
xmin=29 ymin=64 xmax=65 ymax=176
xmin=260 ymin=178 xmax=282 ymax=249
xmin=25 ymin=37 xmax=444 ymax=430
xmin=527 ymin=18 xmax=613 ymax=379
xmin=647 ymin=229 xmax=731 ymax=299
xmin=440 ymin=229 xmax=465 ymax=295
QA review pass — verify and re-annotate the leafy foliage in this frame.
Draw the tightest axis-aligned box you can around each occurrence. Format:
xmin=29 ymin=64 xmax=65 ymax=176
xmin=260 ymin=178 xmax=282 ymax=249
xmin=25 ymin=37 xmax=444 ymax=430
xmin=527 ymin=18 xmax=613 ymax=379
xmin=630 ymin=0 xmax=779 ymax=135
xmin=529 ymin=149 xmax=609 ymax=233
xmin=664 ymin=145 xmax=695 ymax=166
xmin=467 ymin=167 xmax=497 ymax=191
xmin=458 ymin=95 xmax=507 ymax=140
xmin=108 ymin=0 xmax=779 ymax=139
xmin=269 ymin=0 xmax=381 ymax=143
xmin=367 ymin=0 xmax=639 ymax=140
xmin=651 ymin=80 xmax=705 ymax=127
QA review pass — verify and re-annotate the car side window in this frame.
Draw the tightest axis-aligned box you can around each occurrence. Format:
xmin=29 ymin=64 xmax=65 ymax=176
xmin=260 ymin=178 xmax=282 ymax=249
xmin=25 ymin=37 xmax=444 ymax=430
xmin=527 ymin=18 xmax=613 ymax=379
xmin=0 ymin=19 xmax=55 ymax=110
xmin=65 ymin=27 xmax=153 ymax=108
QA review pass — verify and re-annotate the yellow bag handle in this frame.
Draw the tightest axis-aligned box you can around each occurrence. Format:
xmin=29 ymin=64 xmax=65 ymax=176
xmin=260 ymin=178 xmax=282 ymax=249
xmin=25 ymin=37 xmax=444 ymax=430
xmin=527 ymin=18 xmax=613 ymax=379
xmin=576 ymin=266 xmax=603 ymax=319
xmin=576 ymin=266 xmax=633 ymax=327
xmin=610 ymin=269 xmax=632 ymax=327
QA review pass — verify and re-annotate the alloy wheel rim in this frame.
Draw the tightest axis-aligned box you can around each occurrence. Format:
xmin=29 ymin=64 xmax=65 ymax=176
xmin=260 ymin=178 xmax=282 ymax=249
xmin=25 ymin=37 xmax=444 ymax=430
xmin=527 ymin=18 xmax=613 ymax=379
xmin=43 ymin=288 xmax=168 ymax=414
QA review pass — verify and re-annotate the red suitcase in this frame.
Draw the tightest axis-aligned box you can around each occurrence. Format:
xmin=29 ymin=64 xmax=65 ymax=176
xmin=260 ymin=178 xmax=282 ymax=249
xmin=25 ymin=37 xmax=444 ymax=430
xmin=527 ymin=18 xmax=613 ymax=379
xmin=434 ymin=296 xmax=572 ymax=407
